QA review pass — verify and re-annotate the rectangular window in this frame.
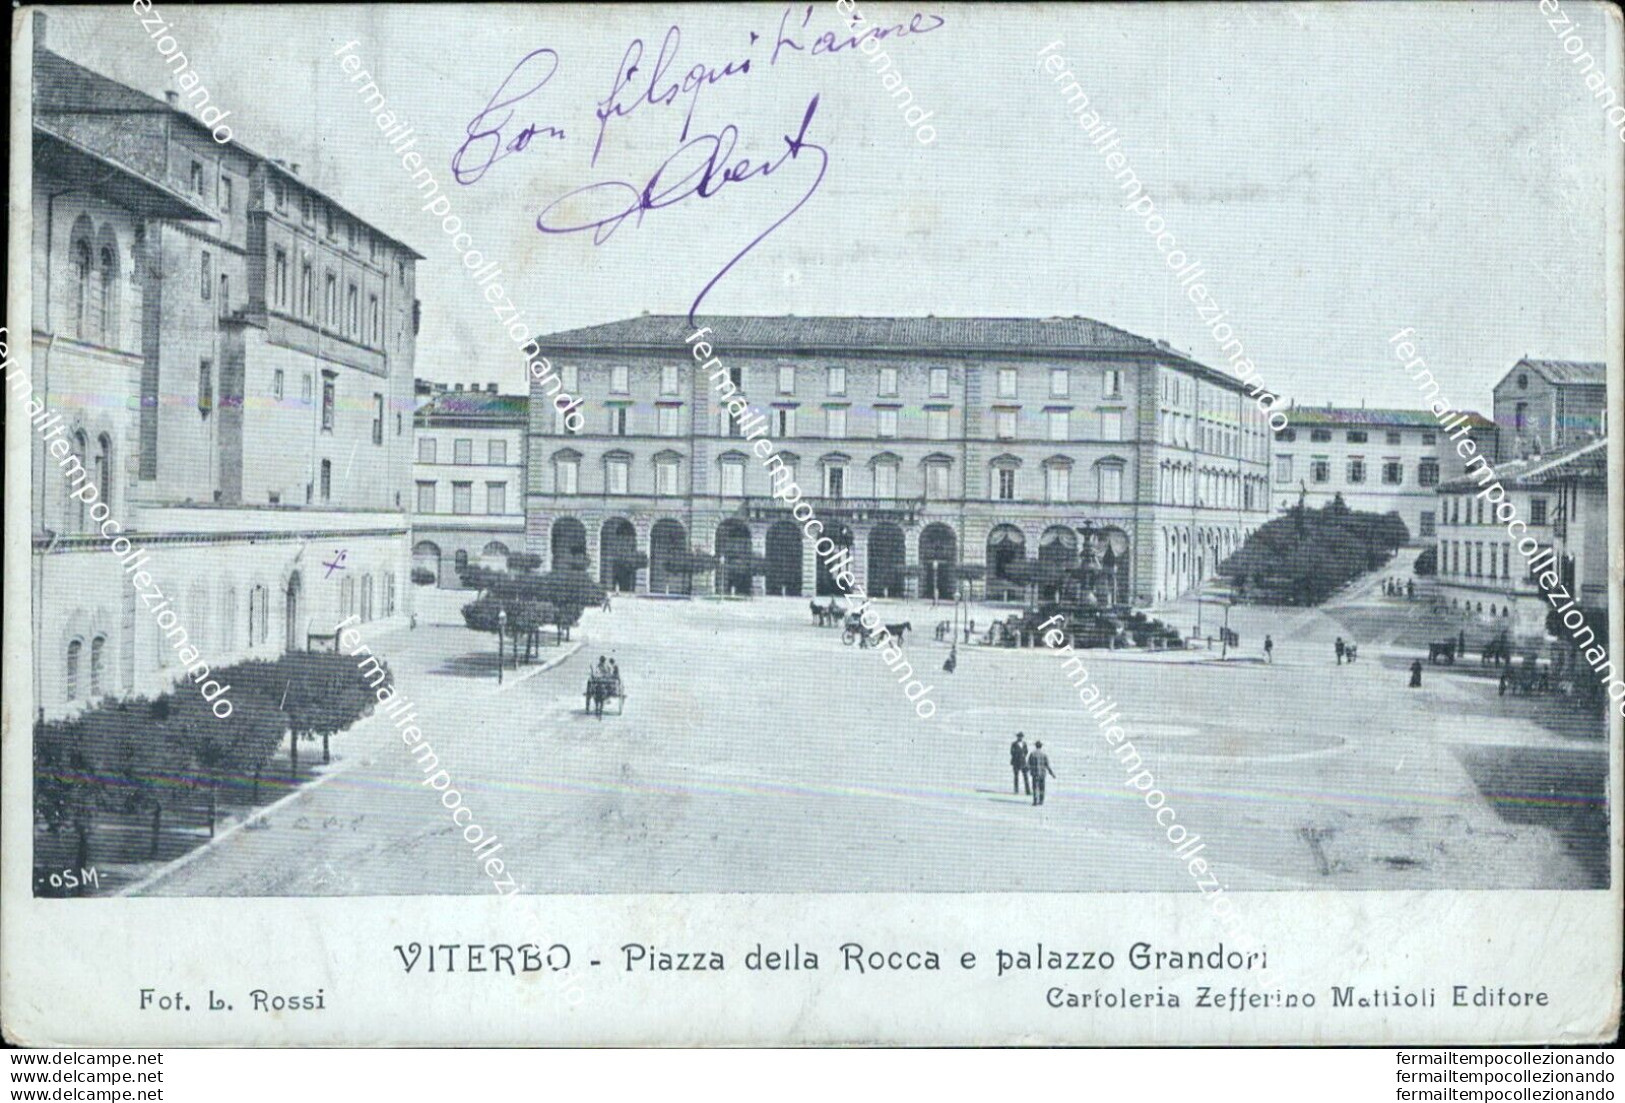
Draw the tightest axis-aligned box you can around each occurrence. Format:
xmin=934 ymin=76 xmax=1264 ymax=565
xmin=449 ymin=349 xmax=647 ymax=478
xmin=874 ymin=463 xmax=897 ymax=499
xmin=486 ymin=482 xmax=506 ymax=514
xmin=1275 ymin=456 xmax=1293 ymax=484
xmin=451 ymin=482 xmax=472 ymax=514
xmin=1051 ymin=368 xmax=1069 ymax=397
xmin=1515 ymin=402 xmax=1528 ymax=431
xmin=561 ymin=364 xmax=579 ymax=393
xmin=1098 ymin=465 xmax=1123 ymax=503
xmin=876 ymin=408 xmax=896 ymax=438
xmin=369 ymin=294 xmax=380 ymax=345
xmin=995 ymin=408 xmax=1017 ymax=440
xmin=928 ymin=408 xmax=950 ymax=440
xmin=1347 ymin=430 xmax=1368 ymax=443
xmin=325 ymin=273 xmax=337 ymax=324
xmin=878 ymin=367 xmax=898 ymax=396
xmin=273 ymin=179 xmax=287 ymax=211
xmin=611 ymin=365 xmax=630 ymax=394
xmin=1311 ymin=457 xmax=1330 ymax=483
xmin=302 ymin=374 xmax=312 ymax=403
xmin=321 ymin=373 xmax=336 ymax=431
xmin=201 ymin=252 xmax=212 ymax=299
xmin=826 ymin=407 xmax=847 ymax=439
xmin=556 ymin=460 xmax=579 ymax=495
xmin=300 ymin=261 xmax=314 ymax=317
xmin=1311 ymin=428 xmax=1332 ymax=443
xmin=827 ymin=366 xmax=846 ymax=396
xmin=779 ymin=365 xmax=796 ymax=394
xmin=656 ymin=461 xmax=679 ymax=496
xmin=418 ymin=438 xmax=437 ymax=463
xmin=997 ymin=468 xmax=1016 ymax=501
xmin=371 ymin=394 xmax=384 ymax=445
xmin=825 ymin=466 xmax=845 ymax=499
xmin=777 ymin=407 xmax=796 ymax=437
xmin=488 ymin=440 xmax=507 ymax=464
xmin=416 ymin=481 xmax=436 ymax=513
xmin=300 ymin=193 xmax=313 ymax=224
xmin=1421 ymin=432 xmax=1435 ymax=445
xmin=1046 ymin=465 xmax=1070 ymax=503
xmin=661 ymin=365 xmax=680 ymax=395
xmin=190 ymin=160 xmax=204 ymax=194
xmin=1347 ymin=458 xmax=1366 ymax=484
xmin=658 ymin=405 xmax=681 ymax=437
xmin=347 ymin=283 xmax=359 ymax=335
xmin=930 ymin=367 xmax=949 ymax=396
xmin=273 ymin=369 xmax=284 ymax=400
xmin=1103 ymin=369 xmax=1122 ymax=398
xmin=926 ymin=464 xmax=950 ymax=498
xmin=1048 ymin=410 xmax=1069 ymax=442
xmin=997 ymin=368 xmax=1017 ymax=398
xmin=197 ymin=359 xmax=213 ymax=415
xmin=1386 ymin=431 xmax=1403 ymax=445
xmin=325 ymin=205 xmax=336 ymax=239
xmin=729 ymin=367 xmax=742 ymax=391
xmin=454 ymin=438 xmax=473 ymax=464
xmin=606 ymin=460 xmax=629 ymax=495
xmin=1100 ymin=410 xmax=1123 ymax=441
xmin=347 ymin=220 xmax=357 ymax=251
xmin=721 ymin=463 xmax=744 ymax=497
xmin=1418 ymin=460 xmax=1439 ymax=487
xmin=273 ymin=248 xmax=288 ymax=307
xmin=1419 ymin=511 xmax=1435 ymax=539
xmin=609 ymin=407 xmax=628 ymax=436
xmin=320 ymin=459 xmax=332 ymax=502
xmin=1530 ymin=498 xmax=1548 ymax=525
xmin=1382 ymin=460 xmax=1403 ymax=485
xmin=221 ymin=175 xmax=232 ymax=213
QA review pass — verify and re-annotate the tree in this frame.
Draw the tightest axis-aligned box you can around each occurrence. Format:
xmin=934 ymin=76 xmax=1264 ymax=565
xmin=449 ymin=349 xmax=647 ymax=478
xmin=275 ymin=650 xmax=382 ymax=774
xmin=661 ymin=548 xmax=717 ymax=594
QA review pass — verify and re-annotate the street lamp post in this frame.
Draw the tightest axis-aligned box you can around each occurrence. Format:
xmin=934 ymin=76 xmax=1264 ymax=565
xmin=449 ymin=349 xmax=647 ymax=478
xmin=496 ymin=607 xmax=507 ymax=686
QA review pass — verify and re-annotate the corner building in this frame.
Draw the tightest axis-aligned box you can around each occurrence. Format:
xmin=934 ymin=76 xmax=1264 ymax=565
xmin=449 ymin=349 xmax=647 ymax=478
xmin=525 ymin=317 xmax=1272 ymax=605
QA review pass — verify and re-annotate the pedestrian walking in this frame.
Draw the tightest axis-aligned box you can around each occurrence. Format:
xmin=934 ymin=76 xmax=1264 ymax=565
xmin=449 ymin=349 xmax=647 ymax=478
xmin=1028 ymin=741 xmax=1057 ymax=806
xmin=1409 ymin=659 xmax=1423 ymax=688
xmin=1457 ymin=629 xmax=1466 ymax=660
xmin=943 ymin=645 xmax=958 ymax=674
xmin=1406 ymin=579 xmax=1415 ymax=601
xmin=1264 ymin=634 xmax=1274 ymax=664
xmin=1335 ymin=637 xmax=1346 ymax=665
xmin=1009 ymin=733 xmax=1030 ymax=795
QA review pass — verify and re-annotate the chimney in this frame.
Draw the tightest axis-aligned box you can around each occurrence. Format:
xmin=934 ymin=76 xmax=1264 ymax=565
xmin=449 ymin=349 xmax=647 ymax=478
xmin=290 ymin=163 xmax=301 ymax=176
xmin=487 ymin=382 xmax=498 ymax=393
xmin=454 ymin=383 xmax=464 ymax=392
xmin=166 ymin=91 xmax=180 ymax=108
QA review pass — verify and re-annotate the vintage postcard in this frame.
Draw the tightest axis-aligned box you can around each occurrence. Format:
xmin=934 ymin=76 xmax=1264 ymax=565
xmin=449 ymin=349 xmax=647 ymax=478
xmin=3 ymin=1 xmax=1621 ymax=1046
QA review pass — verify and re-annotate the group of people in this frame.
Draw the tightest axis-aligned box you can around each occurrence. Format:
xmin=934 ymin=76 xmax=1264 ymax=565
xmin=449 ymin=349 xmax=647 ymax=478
xmin=591 ymin=655 xmax=620 ymax=683
xmin=1382 ymin=577 xmax=1416 ymax=600
xmin=1007 ymin=733 xmax=1057 ymax=806
xmin=1334 ymin=637 xmax=1359 ymax=664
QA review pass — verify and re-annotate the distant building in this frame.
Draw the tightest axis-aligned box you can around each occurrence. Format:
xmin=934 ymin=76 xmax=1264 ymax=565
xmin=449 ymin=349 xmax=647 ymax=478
xmin=1493 ymin=357 xmax=1606 ymax=458
xmin=523 ymin=315 xmax=1274 ymax=606
xmin=1434 ymin=437 xmax=1608 ymax=638
xmin=411 ymin=384 xmax=527 ymax=588
xmin=30 ymin=22 xmax=419 ymax=718
xmin=1272 ymin=406 xmax=1495 ymax=542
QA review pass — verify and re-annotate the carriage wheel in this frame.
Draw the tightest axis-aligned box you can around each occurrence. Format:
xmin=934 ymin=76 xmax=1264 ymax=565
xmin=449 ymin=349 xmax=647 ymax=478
xmin=842 ymin=628 xmax=857 ymax=645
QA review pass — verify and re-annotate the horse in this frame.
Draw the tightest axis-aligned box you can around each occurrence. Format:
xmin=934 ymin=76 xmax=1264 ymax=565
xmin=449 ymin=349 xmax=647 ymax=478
xmin=884 ymin=621 xmax=912 ymax=640
xmin=1481 ymin=634 xmax=1511 ymax=668
xmin=584 ymin=673 xmax=622 ymax=719
xmin=1427 ymin=640 xmax=1456 ymax=665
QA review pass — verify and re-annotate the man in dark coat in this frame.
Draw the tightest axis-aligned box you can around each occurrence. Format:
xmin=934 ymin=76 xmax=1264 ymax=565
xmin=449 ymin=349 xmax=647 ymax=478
xmin=1009 ymin=733 xmax=1029 ymax=795
xmin=1028 ymin=741 xmax=1057 ymax=806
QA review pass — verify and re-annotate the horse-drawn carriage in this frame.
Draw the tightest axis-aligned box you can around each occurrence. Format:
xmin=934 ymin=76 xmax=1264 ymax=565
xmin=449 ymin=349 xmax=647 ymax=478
xmin=842 ymin=614 xmax=911 ymax=646
xmin=584 ymin=671 xmax=625 ymax=718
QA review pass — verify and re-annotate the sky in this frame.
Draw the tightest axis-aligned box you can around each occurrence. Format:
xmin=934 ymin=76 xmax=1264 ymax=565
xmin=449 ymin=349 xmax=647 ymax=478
xmin=40 ymin=2 xmax=1622 ymax=414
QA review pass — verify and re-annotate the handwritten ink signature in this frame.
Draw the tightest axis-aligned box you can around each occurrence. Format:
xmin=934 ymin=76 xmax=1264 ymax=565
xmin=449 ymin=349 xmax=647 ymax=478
xmin=453 ymin=48 xmax=568 ymax=186
xmin=537 ymin=95 xmax=828 ymax=321
xmin=592 ymin=25 xmax=753 ymax=168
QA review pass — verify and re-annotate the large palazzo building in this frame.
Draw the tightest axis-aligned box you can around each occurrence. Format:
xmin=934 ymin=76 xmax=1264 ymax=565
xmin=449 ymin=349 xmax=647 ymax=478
xmin=412 ymin=382 xmax=527 ymax=588
xmin=524 ymin=316 xmax=1273 ymax=606
xmin=28 ymin=25 xmax=419 ymax=719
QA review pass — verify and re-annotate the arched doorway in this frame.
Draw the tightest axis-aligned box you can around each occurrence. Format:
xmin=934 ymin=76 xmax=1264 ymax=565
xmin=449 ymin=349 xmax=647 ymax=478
xmin=649 ymin=518 xmax=688 ymax=595
xmin=765 ymin=521 xmax=803 ymax=596
xmin=481 ymin=541 xmax=510 ymax=571
xmin=413 ymin=541 xmax=442 ymax=586
xmin=815 ymin=522 xmax=854 ymax=597
xmin=1095 ymin=526 xmax=1131 ymax=606
xmin=986 ymin=524 xmax=1026 ymax=602
xmin=284 ymin=571 xmax=302 ymax=652
xmin=1038 ymin=526 xmax=1079 ymax=602
xmin=550 ymin=517 xmax=588 ymax=572
xmin=714 ymin=519 xmax=754 ymax=596
xmin=599 ymin=518 xmax=639 ymax=592
xmin=867 ymin=523 xmax=906 ymax=598
xmin=920 ymin=523 xmax=958 ymax=601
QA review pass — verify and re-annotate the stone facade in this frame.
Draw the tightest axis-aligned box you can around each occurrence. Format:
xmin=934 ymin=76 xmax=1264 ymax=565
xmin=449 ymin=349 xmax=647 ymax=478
xmin=523 ymin=316 xmax=1272 ymax=606
xmin=1493 ymin=358 xmax=1607 ymax=459
xmin=411 ymin=384 xmax=527 ymax=588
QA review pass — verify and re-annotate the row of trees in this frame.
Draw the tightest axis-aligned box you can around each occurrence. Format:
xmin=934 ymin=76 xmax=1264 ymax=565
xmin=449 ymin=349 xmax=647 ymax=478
xmin=34 ymin=651 xmax=383 ymax=890
xmin=1221 ymin=496 xmax=1410 ymax=605
xmin=458 ymin=553 xmax=606 ymax=663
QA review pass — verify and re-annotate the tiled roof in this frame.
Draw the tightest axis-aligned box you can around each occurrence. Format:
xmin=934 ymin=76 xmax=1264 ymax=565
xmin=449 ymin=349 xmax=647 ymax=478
xmin=1285 ymin=406 xmax=1495 ymax=429
xmin=1438 ymin=436 xmax=1606 ymax=489
xmin=1514 ymin=358 xmax=1607 ymax=385
xmin=415 ymin=392 xmax=528 ymax=422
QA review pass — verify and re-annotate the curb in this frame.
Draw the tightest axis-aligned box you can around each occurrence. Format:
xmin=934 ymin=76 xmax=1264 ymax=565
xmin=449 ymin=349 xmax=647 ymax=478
xmin=497 ymin=638 xmax=584 ymax=693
